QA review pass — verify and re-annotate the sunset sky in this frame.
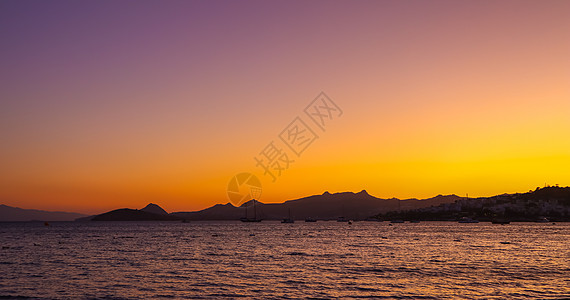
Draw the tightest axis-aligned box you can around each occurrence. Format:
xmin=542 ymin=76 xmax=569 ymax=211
xmin=1 ymin=0 xmax=569 ymax=214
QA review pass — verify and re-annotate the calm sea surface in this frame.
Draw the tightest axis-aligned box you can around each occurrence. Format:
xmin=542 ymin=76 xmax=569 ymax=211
xmin=0 ymin=221 xmax=568 ymax=299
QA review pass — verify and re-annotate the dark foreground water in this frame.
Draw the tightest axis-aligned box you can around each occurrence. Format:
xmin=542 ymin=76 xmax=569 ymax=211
xmin=0 ymin=221 xmax=568 ymax=299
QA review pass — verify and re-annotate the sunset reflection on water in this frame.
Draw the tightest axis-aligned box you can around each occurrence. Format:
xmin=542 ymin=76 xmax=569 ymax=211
xmin=0 ymin=221 xmax=568 ymax=299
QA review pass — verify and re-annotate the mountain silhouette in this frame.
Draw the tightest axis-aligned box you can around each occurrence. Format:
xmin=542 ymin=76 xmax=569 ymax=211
xmin=140 ymin=203 xmax=168 ymax=215
xmin=0 ymin=204 xmax=87 ymax=222
xmin=171 ymin=191 xmax=463 ymax=221
xmin=6 ymin=188 xmax=567 ymax=222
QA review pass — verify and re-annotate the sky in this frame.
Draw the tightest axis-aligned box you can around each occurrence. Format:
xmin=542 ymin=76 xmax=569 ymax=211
xmin=1 ymin=0 xmax=569 ymax=214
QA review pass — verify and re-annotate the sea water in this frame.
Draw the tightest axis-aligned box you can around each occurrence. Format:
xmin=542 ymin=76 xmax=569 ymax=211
xmin=0 ymin=221 xmax=568 ymax=299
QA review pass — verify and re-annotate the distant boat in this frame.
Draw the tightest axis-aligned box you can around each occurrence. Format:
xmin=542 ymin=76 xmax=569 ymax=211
xmin=458 ymin=217 xmax=479 ymax=223
xmin=281 ymin=208 xmax=294 ymax=223
xmin=304 ymin=217 xmax=317 ymax=222
xmin=240 ymin=217 xmax=262 ymax=222
xmin=337 ymin=217 xmax=348 ymax=222
xmin=241 ymin=199 xmax=262 ymax=222
xmin=491 ymin=219 xmax=510 ymax=225
xmin=409 ymin=220 xmax=420 ymax=223
xmin=390 ymin=220 xmax=404 ymax=223
xmin=536 ymin=217 xmax=549 ymax=223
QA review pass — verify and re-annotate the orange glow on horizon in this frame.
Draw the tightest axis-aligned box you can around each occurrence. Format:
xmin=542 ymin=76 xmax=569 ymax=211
xmin=1 ymin=1 xmax=569 ymax=214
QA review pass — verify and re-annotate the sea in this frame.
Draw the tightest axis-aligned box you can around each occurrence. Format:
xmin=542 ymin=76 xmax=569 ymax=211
xmin=0 ymin=221 xmax=568 ymax=299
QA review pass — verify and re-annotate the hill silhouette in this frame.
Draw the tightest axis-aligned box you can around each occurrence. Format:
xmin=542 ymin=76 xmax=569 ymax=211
xmin=140 ymin=203 xmax=168 ymax=215
xmin=91 ymin=208 xmax=181 ymax=221
xmin=171 ymin=190 xmax=463 ymax=221
xmin=377 ymin=186 xmax=570 ymax=222
xmin=80 ymin=203 xmax=177 ymax=221
xmin=0 ymin=204 xmax=87 ymax=222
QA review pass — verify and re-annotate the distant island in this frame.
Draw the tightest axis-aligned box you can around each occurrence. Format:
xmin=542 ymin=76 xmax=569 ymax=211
xmin=75 ymin=203 xmax=180 ymax=222
xmin=2 ymin=186 xmax=569 ymax=222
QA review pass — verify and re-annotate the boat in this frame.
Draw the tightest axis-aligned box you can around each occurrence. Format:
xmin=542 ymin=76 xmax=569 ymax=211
xmin=240 ymin=217 xmax=262 ymax=222
xmin=337 ymin=217 xmax=348 ymax=222
xmin=536 ymin=217 xmax=549 ymax=223
xmin=409 ymin=220 xmax=420 ymax=223
xmin=458 ymin=217 xmax=479 ymax=223
xmin=390 ymin=219 xmax=404 ymax=223
xmin=240 ymin=199 xmax=262 ymax=222
xmin=491 ymin=219 xmax=510 ymax=225
xmin=304 ymin=217 xmax=317 ymax=222
xmin=281 ymin=208 xmax=294 ymax=223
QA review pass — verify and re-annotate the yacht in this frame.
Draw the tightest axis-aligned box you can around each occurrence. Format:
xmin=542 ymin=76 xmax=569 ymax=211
xmin=240 ymin=199 xmax=262 ymax=222
xmin=281 ymin=208 xmax=294 ymax=223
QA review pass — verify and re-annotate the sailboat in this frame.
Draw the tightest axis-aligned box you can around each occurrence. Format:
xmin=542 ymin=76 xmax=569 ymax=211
xmin=281 ymin=208 xmax=294 ymax=223
xmin=240 ymin=199 xmax=262 ymax=222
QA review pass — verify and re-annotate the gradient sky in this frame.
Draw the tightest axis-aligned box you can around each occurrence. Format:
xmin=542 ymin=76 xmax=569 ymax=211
xmin=1 ymin=0 xmax=569 ymax=214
